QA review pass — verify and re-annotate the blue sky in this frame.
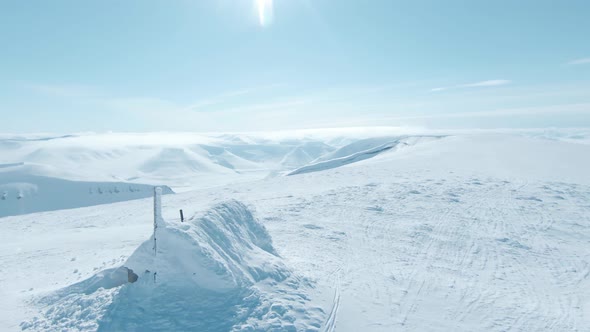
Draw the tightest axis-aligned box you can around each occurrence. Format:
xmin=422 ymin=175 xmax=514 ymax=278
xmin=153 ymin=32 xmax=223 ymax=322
xmin=1 ymin=0 xmax=589 ymax=133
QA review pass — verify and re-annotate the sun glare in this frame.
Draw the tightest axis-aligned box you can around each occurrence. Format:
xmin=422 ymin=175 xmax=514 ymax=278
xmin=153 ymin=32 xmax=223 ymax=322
xmin=255 ymin=0 xmax=274 ymax=27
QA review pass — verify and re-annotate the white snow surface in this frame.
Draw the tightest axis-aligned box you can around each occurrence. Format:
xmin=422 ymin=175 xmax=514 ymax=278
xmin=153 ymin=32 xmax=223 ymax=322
xmin=0 ymin=166 xmax=173 ymax=217
xmin=1 ymin=131 xmax=590 ymax=331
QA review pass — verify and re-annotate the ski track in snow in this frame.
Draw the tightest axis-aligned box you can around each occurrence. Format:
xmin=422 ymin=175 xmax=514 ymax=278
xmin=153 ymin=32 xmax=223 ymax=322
xmin=322 ymin=266 xmax=341 ymax=332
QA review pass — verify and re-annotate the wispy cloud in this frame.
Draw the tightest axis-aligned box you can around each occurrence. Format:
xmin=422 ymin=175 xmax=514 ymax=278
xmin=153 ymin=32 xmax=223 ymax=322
xmin=462 ymin=80 xmax=511 ymax=88
xmin=431 ymin=79 xmax=511 ymax=92
xmin=567 ymin=58 xmax=590 ymax=65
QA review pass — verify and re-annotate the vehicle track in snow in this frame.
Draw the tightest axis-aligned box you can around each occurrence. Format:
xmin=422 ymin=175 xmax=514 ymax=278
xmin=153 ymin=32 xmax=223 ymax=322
xmin=253 ymin=170 xmax=590 ymax=331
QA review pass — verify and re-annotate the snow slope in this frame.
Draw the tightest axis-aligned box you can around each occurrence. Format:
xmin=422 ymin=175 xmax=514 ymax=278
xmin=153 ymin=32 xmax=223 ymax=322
xmin=1 ymin=132 xmax=589 ymax=331
xmin=0 ymin=164 xmax=173 ymax=218
xmin=280 ymin=142 xmax=335 ymax=169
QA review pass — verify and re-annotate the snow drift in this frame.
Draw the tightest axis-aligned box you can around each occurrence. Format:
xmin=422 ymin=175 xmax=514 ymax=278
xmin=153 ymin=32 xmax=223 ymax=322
xmin=288 ymin=136 xmax=442 ymax=176
xmin=310 ymin=136 xmax=404 ymax=164
xmin=22 ymin=200 xmax=324 ymax=331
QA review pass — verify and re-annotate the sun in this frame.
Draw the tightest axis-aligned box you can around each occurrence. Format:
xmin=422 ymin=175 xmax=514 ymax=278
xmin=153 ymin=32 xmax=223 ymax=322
xmin=255 ymin=0 xmax=274 ymax=27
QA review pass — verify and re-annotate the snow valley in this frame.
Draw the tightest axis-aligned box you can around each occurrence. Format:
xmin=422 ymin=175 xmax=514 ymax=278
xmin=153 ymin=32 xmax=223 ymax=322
xmin=0 ymin=129 xmax=589 ymax=331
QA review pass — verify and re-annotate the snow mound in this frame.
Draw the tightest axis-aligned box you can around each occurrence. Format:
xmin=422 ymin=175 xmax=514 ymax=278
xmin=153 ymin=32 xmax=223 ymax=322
xmin=22 ymin=200 xmax=324 ymax=331
xmin=288 ymin=136 xmax=442 ymax=175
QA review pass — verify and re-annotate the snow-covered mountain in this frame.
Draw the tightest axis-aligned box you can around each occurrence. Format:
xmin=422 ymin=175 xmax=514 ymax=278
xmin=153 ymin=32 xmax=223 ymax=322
xmin=0 ymin=131 xmax=437 ymax=216
xmin=1 ymin=130 xmax=590 ymax=331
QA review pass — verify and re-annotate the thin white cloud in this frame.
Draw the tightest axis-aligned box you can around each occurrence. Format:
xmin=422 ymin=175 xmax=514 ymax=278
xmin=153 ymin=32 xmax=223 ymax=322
xmin=431 ymin=79 xmax=511 ymax=92
xmin=567 ymin=58 xmax=590 ymax=65
xmin=462 ymin=80 xmax=511 ymax=88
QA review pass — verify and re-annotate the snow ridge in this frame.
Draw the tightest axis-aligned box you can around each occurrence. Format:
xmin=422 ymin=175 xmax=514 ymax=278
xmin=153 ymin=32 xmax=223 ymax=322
xmin=288 ymin=142 xmax=397 ymax=176
xmin=288 ymin=136 xmax=443 ymax=176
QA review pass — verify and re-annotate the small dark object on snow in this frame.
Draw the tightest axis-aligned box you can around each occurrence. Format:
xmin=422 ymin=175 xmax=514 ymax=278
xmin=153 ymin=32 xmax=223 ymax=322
xmin=127 ymin=268 xmax=138 ymax=283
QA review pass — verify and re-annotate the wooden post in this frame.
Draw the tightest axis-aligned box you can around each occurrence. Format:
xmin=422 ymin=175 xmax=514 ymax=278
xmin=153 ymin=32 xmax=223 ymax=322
xmin=153 ymin=187 xmax=162 ymax=256
xmin=180 ymin=209 xmax=184 ymax=222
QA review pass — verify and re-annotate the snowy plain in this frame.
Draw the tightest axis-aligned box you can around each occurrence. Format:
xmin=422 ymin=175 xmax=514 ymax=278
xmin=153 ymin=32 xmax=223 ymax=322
xmin=1 ymin=129 xmax=589 ymax=331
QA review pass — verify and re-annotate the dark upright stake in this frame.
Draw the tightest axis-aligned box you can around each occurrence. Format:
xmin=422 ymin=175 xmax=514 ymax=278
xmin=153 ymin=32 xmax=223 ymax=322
xmin=180 ymin=209 xmax=184 ymax=222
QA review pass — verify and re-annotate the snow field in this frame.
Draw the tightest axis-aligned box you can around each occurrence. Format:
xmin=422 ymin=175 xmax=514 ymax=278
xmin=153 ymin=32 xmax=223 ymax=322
xmin=0 ymin=132 xmax=589 ymax=331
